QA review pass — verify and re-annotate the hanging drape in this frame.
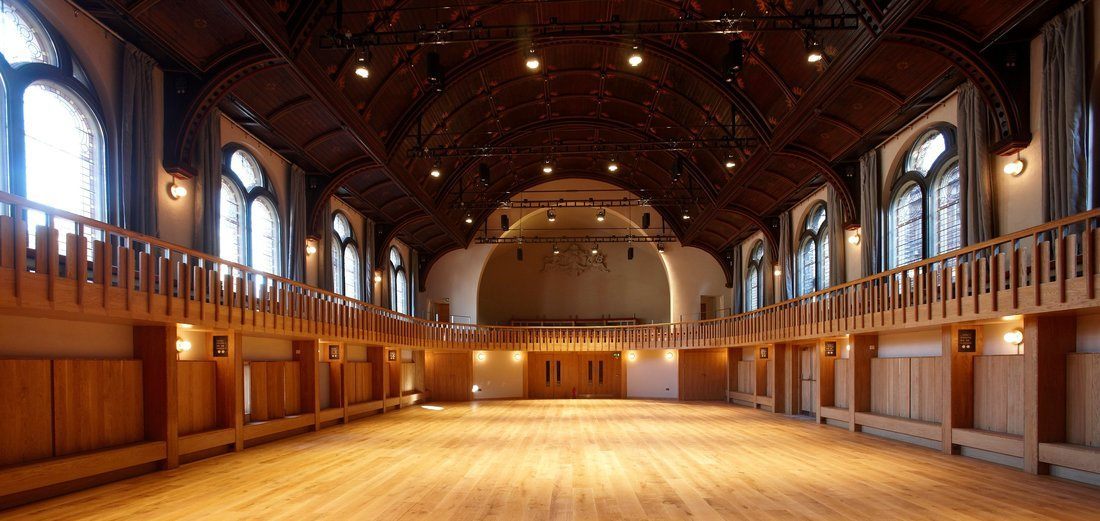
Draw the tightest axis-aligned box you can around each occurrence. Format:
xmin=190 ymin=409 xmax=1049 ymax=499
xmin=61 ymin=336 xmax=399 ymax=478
xmin=729 ymin=243 xmax=743 ymax=315
xmin=826 ymin=185 xmax=846 ymax=286
xmin=318 ymin=198 xmax=334 ymax=292
xmin=364 ymin=218 xmax=375 ymax=304
xmin=286 ymin=165 xmax=307 ymax=282
xmin=1041 ymin=3 xmax=1087 ymax=220
xmin=778 ymin=211 xmax=794 ymax=301
xmin=192 ymin=109 xmax=221 ymax=255
xmin=409 ymin=249 xmax=420 ymax=317
xmin=858 ymin=148 xmax=881 ymax=277
xmin=762 ymin=238 xmax=776 ymax=306
xmin=958 ymin=82 xmax=997 ymax=244
xmin=117 ymin=44 xmax=158 ymax=236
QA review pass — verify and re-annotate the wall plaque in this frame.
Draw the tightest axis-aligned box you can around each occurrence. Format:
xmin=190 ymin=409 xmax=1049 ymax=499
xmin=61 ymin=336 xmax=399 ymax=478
xmin=212 ymin=335 xmax=229 ymax=357
xmin=759 ymin=347 xmax=769 ymax=359
xmin=388 ymin=349 xmax=398 ymax=361
xmin=328 ymin=345 xmax=340 ymax=360
xmin=824 ymin=342 xmax=837 ymax=357
xmin=958 ymin=329 xmax=977 ymax=353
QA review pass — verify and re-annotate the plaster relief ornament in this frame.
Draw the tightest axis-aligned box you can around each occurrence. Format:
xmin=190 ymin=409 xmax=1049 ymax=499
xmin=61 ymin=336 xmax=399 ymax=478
xmin=541 ymin=243 xmax=609 ymax=275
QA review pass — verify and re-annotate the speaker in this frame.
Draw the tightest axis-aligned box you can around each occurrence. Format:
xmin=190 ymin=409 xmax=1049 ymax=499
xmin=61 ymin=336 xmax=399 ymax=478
xmin=641 ymin=212 xmax=651 ymax=229
xmin=722 ymin=40 xmax=744 ymax=81
xmin=478 ymin=163 xmax=490 ymax=186
xmin=627 ymin=247 xmax=634 ymax=260
xmin=516 ymin=247 xmax=524 ymax=261
xmin=426 ymin=52 xmax=445 ymax=91
xmin=500 ymin=214 xmax=509 ymax=231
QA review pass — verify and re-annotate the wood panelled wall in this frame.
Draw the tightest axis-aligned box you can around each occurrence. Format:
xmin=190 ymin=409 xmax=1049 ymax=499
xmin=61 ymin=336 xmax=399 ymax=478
xmin=177 ymin=361 xmax=217 ymax=436
xmin=1066 ymin=353 xmax=1100 ymax=447
xmin=0 ymin=359 xmax=143 ymax=466
xmin=424 ymin=351 xmax=471 ymax=402
xmin=735 ymin=361 xmax=754 ymax=394
xmin=345 ymin=362 xmax=374 ymax=404
xmin=248 ymin=362 xmax=302 ymax=421
xmin=973 ymin=355 xmax=1025 ymax=435
xmin=679 ymin=349 xmax=727 ymax=400
xmin=834 ymin=359 xmax=849 ymax=409
xmin=869 ymin=357 xmax=942 ymax=423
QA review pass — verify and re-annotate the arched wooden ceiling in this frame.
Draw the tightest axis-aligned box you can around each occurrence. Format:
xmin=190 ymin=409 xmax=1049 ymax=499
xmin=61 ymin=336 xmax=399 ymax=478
xmin=79 ymin=0 xmax=1054 ymax=277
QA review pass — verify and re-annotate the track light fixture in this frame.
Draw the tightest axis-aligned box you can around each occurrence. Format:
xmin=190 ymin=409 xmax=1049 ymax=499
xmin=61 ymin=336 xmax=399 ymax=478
xmin=628 ymin=43 xmax=643 ymax=67
xmin=546 ymin=209 xmax=556 ymax=222
xmin=553 ymin=244 xmax=560 ymax=255
xmin=464 ymin=212 xmax=473 ymax=224
xmin=607 ymin=157 xmax=619 ymax=173
xmin=681 ymin=208 xmax=691 ymax=220
xmin=429 ymin=160 xmax=442 ymax=178
xmin=806 ymin=41 xmax=824 ymax=63
xmin=525 ymin=47 xmax=540 ymax=70
xmin=354 ymin=48 xmax=371 ymax=79
xmin=725 ymin=155 xmax=737 ymax=169
xmin=596 ymin=208 xmax=606 ymax=222
xmin=542 ymin=157 xmax=554 ymax=174
xmin=657 ymin=242 xmax=665 ymax=253
xmin=591 ymin=244 xmax=599 ymax=255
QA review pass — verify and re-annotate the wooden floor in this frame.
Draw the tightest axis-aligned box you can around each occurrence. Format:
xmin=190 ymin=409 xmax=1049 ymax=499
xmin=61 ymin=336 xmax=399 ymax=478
xmin=6 ymin=400 xmax=1100 ymax=520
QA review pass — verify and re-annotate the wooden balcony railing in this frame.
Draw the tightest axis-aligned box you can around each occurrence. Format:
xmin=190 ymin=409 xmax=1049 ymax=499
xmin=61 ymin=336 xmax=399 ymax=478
xmin=1 ymin=190 xmax=1099 ymax=351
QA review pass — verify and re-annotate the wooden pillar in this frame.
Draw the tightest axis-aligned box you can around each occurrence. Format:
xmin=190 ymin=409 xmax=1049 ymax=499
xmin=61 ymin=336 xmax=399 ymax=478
xmin=772 ymin=343 xmax=789 ymax=414
xmin=754 ymin=346 xmax=768 ymax=409
xmin=848 ymin=333 xmax=877 ymax=431
xmin=727 ymin=347 xmax=742 ymax=403
xmin=817 ymin=339 xmax=838 ymax=424
xmin=133 ymin=326 xmax=178 ymax=469
xmin=211 ymin=331 xmax=243 ymax=451
xmin=367 ymin=346 xmax=386 ymax=409
xmin=942 ymin=325 xmax=983 ymax=454
xmin=294 ymin=340 xmax=319 ymax=431
xmin=1024 ymin=314 xmax=1076 ymax=474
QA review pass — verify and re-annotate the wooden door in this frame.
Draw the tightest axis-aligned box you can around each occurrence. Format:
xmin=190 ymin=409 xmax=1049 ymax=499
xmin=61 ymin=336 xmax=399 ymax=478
xmin=435 ymin=302 xmax=451 ymax=322
xmin=800 ymin=347 xmax=816 ymax=415
xmin=679 ymin=349 xmax=729 ymax=400
xmin=578 ymin=353 xmax=621 ymax=397
xmin=528 ymin=352 xmax=556 ymax=399
xmin=424 ymin=351 xmax=471 ymax=401
xmin=554 ymin=353 xmax=580 ymax=398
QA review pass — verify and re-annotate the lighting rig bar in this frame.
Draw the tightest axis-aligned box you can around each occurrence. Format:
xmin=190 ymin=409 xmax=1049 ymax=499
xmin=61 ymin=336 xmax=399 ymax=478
xmin=410 ymin=138 xmax=756 ymax=159
xmin=322 ymin=14 xmax=859 ymax=48
xmin=475 ymin=235 xmax=678 ymax=245
xmin=453 ymin=198 xmax=695 ymax=210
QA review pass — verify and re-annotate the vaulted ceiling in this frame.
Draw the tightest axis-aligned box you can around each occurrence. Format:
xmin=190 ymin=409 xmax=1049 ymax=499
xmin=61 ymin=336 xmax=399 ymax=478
xmin=79 ymin=0 xmax=1058 ymax=283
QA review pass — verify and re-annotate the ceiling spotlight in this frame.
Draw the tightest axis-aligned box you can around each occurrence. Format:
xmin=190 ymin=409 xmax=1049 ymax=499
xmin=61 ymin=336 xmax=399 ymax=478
xmin=681 ymin=208 xmax=691 ymax=220
xmin=725 ymin=155 xmax=737 ymax=169
xmin=354 ymin=49 xmax=371 ymax=79
xmin=542 ymin=157 xmax=554 ymax=174
xmin=546 ymin=209 xmax=556 ymax=222
xmin=464 ymin=212 xmax=473 ymax=224
xmin=628 ymin=44 xmax=643 ymax=67
xmin=553 ymin=244 xmax=560 ymax=255
xmin=848 ymin=231 xmax=861 ymax=245
xmin=525 ymin=47 xmax=540 ymax=70
xmin=429 ymin=161 xmax=442 ymax=178
xmin=607 ymin=158 xmax=619 ymax=173
xmin=596 ymin=208 xmax=606 ymax=222
xmin=1003 ymin=153 xmax=1025 ymax=176
xmin=773 ymin=264 xmax=782 ymax=276
xmin=591 ymin=244 xmax=599 ymax=255
xmin=806 ymin=41 xmax=824 ymax=63
xmin=168 ymin=180 xmax=187 ymax=200
xmin=657 ymin=242 xmax=665 ymax=253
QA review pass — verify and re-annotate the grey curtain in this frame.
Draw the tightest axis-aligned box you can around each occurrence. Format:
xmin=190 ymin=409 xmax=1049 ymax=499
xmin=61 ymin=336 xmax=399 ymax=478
xmin=319 ymin=198 xmax=334 ymax=292
xmin=192 ymin=110 xmax=221 ymax=255
xmin=729 ymin=243 xmax=743 ymax=314
xmin=958 ymin=82 xmax=997 ymax=244
xmin=286 ymin=165 xmax=307 ymax=281
xmin=826 ymin=185 xmax=846 ymax=285
xmin=117 ymin=44 xmax=157 ymax=236
xmin=778 ymin=211 xmax=794 ymax=301
xmin=1041 ymin=3 xmax=1087 ymax=220
xmin=762 ymin=238 xmax=776 ymax=306
xmin=409 ymin=248 xmax=420 ymax=317
xmin=858 ymin=148 xmax=881 ymax=277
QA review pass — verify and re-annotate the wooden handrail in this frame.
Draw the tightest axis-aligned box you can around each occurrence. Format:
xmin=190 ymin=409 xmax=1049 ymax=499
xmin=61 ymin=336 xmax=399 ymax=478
xmin=1 ymin=190 xmax=1099 ymax=350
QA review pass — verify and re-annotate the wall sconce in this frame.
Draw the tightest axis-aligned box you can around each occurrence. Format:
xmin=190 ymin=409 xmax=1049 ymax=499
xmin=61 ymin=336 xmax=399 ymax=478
xmin=847 ymin=229 xmax=861 ymax=245
xmin=627 ymin=351 xmax=637 ymax=361
xmin=175 ymin=337 xmax=192 ymax=353
xmin=167 ymin=179 xmax=188 ymax=200
xmin=373 ymin=269 xmax=383 ymax=283
xmin=664 ymin=350 xmax=675 ymax=361
xmin=471 ymin=384 xmax=481 ymax=393
xmin=305 ymin=237 xmax=318 ymax=256
xmin=1004 ymin=328 xmax=1024 ymax=354
xmin=1003 ymin=153 xmax=1025 ymax=176
xmin=773 ymin=264 xmax=782 ymax=277
xmin=476 ymin=352 xmax=486 ymax=362
xmin=512 ymin=352 xmax=522 ymax=362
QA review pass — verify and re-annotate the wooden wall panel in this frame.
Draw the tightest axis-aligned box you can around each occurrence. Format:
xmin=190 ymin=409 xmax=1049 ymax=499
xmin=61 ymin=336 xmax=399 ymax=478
xmin=177 ymin=361 xmax=217 ymax=436
xmin=346 ymin=362 xmax=374 ymax=404
xmin=871 ymin=358 xmax=911 ymax=418
xmin=52 ymin=360 xmax=144 ymax=456
xmin=425 ymin=351 xmax=471 ymax=402
xmin=283 ymin=362 xmax=301 ymax=415
xmin=265 ymin=362 xmax=286 ymax=419
xmin=1066 ymin=353 xmax=1100 ymax=447
xmin=0 ymin=360 xmax=53 ymax=466
xmin=679 ymin=349 xmax=728 ymax=400
xmin=765 ymin=360 xmax=775 ymax=397
xmin=736 ymin=361 xmax=754 ymax=394
xmin=248 ymin=362 xmax=269 ymax=422
xmin=910 ymin=357 xmax=943 ymax=423
xmin=834 ymin=359 xmax=849 ymax=409
xmin=974 ymin=355 xmax=1025 ymax=435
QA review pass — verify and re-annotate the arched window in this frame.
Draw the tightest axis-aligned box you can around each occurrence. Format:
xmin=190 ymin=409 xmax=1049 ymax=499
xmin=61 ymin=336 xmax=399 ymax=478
xmin=745 ymin=241 xmax=764 ymax=312
xmin=797 ymin=203 xmax=829 ymax=296
xmin=389 ymin=247 xmax=408 ymax=315
xmin=219 ymin=147 xmax=280 ymax=274
xmin=332 ymin=212 xmax=360 ymax=299
xmin=887 ymin=126 xmax=961 ymax=267
xmin=1 ymin=4 xmax=106 ymax=256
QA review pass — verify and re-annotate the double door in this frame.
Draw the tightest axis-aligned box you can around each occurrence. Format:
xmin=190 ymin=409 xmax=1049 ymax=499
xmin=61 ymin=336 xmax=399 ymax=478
xmin=528 ymin=352 xmax=621 ymax=398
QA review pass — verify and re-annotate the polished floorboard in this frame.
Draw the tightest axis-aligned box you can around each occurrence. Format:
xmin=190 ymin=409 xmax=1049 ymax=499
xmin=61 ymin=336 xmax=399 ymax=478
xmin=5 ymin=400 xmax=1100 ymax=520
